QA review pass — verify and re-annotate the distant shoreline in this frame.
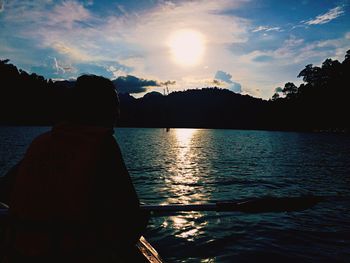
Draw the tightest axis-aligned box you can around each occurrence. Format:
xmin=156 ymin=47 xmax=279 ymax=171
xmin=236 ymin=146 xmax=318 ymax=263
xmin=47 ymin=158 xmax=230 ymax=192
xmin=1 ymin=124 xmax=348 ymax=135
xmin=1 ymin=50 xmax=349 ymax=132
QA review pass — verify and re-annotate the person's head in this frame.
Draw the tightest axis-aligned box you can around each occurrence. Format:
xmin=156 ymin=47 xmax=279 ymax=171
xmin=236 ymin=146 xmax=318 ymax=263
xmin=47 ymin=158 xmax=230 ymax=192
xmin=69 ymin=74 xmax=119 ymax=127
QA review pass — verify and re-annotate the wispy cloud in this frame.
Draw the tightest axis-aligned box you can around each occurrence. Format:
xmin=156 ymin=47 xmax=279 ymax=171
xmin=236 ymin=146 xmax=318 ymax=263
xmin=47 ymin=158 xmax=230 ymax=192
xmin=51 ymin=57 xmax=75 ymax=74
xmin=242 ymin=31 xmax=350 ymax=66
xmin=52 ymin=57 xmax=66 ymax=74
xmin=85 ymin=0 xmax=93 ymax=6
xmin=241 ymin=35 xmax=305 ymax=64
xmin=2 ymin=0 xmax=55 ymax=22
xmin=276 ymin=36 xmax=304 ymax=56
xmin=252 ymin=26 xmax=282 ymax=33
xmin=48 ymin=1 xmax=91 ymax=28
xmin=237 ymin=30 xmax=350 ymax=98
xmin=116 ymin=4 xmax=128 ymax=16
xmin=304 ymin=6 xmax=345 ymax=25
xmin=51 ymin=42 xmax=92 ymax=62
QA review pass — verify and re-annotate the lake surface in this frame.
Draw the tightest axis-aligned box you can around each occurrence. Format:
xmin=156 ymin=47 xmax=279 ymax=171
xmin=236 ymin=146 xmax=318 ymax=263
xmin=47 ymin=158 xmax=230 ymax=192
xmin=1 ymin=127 xmax=350 ymax=262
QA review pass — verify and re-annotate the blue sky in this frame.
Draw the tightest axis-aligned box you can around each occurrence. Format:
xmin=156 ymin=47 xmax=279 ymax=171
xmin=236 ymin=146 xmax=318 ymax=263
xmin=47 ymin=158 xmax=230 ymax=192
xmin=0 ymin=0 xmax=349 ymax=98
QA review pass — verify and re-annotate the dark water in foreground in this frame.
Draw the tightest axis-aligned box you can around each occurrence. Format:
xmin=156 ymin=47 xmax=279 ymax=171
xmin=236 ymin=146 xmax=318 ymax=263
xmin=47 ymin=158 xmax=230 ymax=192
xmin=1 ymin=127 xmax=350 ymax=262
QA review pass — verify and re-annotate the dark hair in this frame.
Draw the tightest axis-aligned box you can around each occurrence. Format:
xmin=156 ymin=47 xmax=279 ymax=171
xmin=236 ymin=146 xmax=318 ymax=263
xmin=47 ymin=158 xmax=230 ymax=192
xmin=69 ymin=75 xmax=119 ymax=127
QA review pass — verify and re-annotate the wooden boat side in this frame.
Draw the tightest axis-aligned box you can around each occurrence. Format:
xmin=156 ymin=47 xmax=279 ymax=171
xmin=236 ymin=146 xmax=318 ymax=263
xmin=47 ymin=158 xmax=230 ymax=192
xmin=136 ymin=236 xmax=163 ymax=263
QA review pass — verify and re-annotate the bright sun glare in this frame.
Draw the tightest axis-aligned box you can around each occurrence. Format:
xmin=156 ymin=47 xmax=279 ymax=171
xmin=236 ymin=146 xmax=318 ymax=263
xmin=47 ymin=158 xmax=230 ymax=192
xmin=168 ymin=29 xmax=205 ymax=67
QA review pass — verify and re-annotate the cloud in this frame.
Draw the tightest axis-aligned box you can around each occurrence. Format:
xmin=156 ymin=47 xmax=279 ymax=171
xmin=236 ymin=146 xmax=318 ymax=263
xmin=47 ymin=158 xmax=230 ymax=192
xmin=228 ymin=82 xmax=242 ymax=93
xmin=241 ymin=35 xmax=305 ymax=63
xmin=7 ymin=0 xmax=348 ymax=100
xmin=107 ymin=64 xmax=133 ymax=78
xmin=116 ymin=4 xmax=128 ymax=16
xmin=274 ymin=36 xmax=304 ymax=57
xmin=75 ymin=63 xmax=116 ymax=78
xmin=85 ymin=0 xmax=93 ymax=6
xmin=253 ymin=55 xmax=273 ymax=62
xmin=252 ymin=26 xmax=282 ymax=33
xmin=29 ymin=56 xmax=77 ymax=79
xmin=0 ymin=0 xmax=250 ymax=89
xmin=238 ymin=31 xmax=350 ymax=98
xmin=109 ymin=0 xmax=250 ymax=83
xmin=274 ymin=87 xmax=283 ymax=93
xmin=30 ymin=58 xmax=127 ymax=80
xmin=214 ymin=70 xmax=242 ymax=93
xmin=52 ymin=57 xmax=68 ymax=74
xmin=0 ymin=0 xmax=4 ymax=12
xmin=304 ymin=6 xmax=345 ymax=25
xmin=48 ymin=1 xmax=91 ymax=28
xmin=4 ymin=1 xmax=96 ymax=59
xmin=215 ymin=70 xmax=233 ymax=83
xmin=113 ymin=75 xmax=159 ymax=94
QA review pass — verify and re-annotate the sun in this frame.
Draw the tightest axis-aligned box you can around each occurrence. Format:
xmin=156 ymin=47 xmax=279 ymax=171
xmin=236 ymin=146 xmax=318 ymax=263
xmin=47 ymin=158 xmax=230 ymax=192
xmin=168 ymin=29 xmax=205 ymax=67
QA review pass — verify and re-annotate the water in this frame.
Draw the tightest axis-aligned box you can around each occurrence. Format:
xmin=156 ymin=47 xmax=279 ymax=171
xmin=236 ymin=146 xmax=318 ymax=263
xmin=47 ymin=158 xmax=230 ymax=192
xmin=1 ymin=127 xmax=350 ymax=262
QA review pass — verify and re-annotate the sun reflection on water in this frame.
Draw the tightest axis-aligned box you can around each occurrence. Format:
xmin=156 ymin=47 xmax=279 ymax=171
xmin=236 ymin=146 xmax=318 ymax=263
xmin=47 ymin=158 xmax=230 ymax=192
xmin=162 ymin=128 xmax=209 ymax=242
xmin=166 ymin=128 xmax=203 ymax=204
xmin=175 ymin=128 xmax=196 ymax=148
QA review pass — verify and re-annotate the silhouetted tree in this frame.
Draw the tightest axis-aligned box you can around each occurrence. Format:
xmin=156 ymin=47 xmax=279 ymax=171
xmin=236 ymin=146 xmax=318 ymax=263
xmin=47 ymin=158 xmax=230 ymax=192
xmin=271 ymin=92 xmax=280 ymax=101
xmin=297 ymin=64 xmax=323 ymax=87
xmin=282 ymin=82 xmax=298 ymax=99
xmin=270 ymin=49 xmax=350 ymax=131
xmin=345 ymin=50 xmax=350 ymax=62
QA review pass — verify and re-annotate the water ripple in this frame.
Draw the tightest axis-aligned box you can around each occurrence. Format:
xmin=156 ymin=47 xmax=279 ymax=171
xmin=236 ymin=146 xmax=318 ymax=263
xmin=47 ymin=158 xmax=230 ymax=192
xmin=1 ymin=127 xmax=350 ymax=262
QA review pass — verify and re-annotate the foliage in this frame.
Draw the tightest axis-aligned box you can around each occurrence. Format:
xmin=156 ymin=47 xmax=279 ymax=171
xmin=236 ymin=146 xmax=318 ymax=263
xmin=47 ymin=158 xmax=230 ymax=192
xmin=270 ymin=49 xmax=350 ymax=131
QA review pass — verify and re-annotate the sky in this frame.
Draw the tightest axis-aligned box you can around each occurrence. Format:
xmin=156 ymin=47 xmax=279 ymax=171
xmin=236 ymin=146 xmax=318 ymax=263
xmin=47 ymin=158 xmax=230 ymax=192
xmin=0 ymin=0 xmax=349 ymax=99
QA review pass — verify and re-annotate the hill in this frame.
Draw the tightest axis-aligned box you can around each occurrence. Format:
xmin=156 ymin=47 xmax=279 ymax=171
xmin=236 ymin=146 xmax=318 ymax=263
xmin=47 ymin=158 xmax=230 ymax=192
xmin=0 ymin=49 xmax=349 ymax=131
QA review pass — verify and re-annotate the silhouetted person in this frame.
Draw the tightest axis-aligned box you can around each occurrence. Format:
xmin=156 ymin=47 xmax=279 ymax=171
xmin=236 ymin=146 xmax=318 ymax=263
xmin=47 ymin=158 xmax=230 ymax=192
xmin=0 ymin=75 xmax=148 ymax=262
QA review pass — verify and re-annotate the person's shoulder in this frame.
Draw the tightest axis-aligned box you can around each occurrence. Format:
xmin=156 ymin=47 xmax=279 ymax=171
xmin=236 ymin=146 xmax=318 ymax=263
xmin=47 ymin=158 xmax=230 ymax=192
xmin=99 ymin=133 xmax=126 ymax=161
xmin=101 ymin=133 xmax=119 ymax=150
xmin=21 ymin=131 xmax=53 ymax=159
xmin=30 ymin=131 xmax=52 ymax=147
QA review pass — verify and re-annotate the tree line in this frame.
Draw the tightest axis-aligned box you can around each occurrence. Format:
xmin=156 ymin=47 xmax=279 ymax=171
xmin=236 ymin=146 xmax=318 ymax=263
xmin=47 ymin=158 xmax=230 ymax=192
xmin=270 ymin=50 xmax=350 ymax=131
xmin=0 ymin=59 xmax=70 ymax=125
xmin=0 ymin=49 xmax=349 ymax=132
